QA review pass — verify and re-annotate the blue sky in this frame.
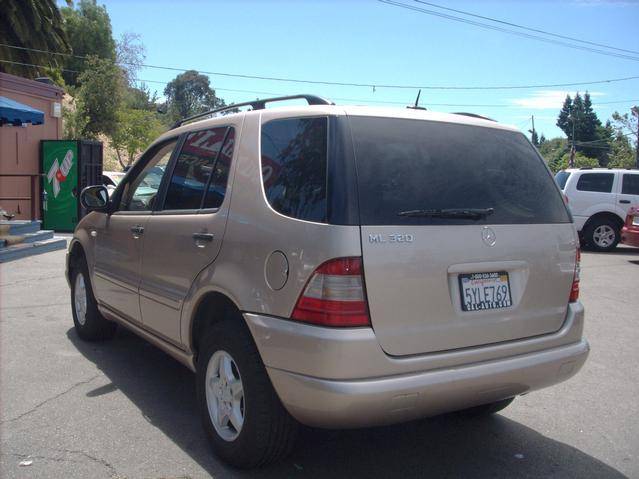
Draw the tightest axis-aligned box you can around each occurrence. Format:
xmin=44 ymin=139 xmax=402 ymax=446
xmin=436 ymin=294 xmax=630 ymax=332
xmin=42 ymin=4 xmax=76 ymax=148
xmin=70 ymin=0 xmax=639 ymax=139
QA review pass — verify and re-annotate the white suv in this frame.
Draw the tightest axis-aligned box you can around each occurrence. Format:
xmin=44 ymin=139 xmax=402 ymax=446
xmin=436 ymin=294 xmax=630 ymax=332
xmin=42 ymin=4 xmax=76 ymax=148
xmin=555 ymin=168 xmax=639 ymax=251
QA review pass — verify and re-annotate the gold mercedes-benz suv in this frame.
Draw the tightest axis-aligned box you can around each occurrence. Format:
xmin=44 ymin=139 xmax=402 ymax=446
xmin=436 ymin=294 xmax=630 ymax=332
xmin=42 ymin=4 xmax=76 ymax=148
xmin=67 ymin=95 xmax=589 ymax=468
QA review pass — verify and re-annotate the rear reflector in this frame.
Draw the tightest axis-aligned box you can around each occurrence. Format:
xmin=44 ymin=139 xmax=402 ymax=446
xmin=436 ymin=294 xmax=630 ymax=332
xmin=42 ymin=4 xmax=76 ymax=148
xmin=291 ymin=257 xmax=371 ymax=327
xmin=569 ymin=248 xmax=580 ymax=303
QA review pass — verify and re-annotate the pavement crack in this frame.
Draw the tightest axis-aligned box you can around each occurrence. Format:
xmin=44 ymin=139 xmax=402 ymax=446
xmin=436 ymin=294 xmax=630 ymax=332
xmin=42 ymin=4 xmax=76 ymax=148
xmin=58 ymin=449 xmax=120 ymax=477
xmin=2 ymin=450 xmax=122 ymax=477
xmin=1 ymin=374 xmax=101 ymax=425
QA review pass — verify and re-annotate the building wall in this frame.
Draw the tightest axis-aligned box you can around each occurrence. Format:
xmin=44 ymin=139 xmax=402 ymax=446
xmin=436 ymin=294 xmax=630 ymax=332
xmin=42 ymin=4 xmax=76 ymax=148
xmin=0 ymin=72 xmax=64 ymax=220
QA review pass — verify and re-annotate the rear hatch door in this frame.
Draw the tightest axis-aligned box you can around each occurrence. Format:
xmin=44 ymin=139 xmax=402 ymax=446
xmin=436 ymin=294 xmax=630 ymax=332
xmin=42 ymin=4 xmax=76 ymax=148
xmin=350 ymin=115 xmax=577 ymax=356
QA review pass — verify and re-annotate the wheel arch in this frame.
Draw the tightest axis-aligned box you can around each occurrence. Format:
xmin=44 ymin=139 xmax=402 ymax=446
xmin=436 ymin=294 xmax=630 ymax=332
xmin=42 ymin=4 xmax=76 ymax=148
xmin=583 ymin=211 xmax=625 ymax=232
xmin=189 ymin=291 xmax=248 ymax=364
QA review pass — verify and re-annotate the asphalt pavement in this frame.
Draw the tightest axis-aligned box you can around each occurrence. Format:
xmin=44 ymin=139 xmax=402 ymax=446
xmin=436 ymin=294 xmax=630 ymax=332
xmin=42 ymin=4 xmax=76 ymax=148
xmin=1 ymin=245 xmax=638 ymax=478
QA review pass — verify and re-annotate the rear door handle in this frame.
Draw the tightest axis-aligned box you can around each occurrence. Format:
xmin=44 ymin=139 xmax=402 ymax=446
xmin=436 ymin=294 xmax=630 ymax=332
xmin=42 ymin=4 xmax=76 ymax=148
xmin=192 ymin=233 xmax=214 ymax=244
xmin=130 ymin=225 xmax=144 ymax=238
xmin=620 ymin=199 xmax=631 ymax=204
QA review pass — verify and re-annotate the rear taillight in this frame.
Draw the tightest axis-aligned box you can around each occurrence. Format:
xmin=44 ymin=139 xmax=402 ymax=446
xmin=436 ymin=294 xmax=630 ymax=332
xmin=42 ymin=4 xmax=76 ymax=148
xmin=569 ymin=248 xmax=580 ymax=303
xmin=291 ymin=257 xmax=371 ymax=327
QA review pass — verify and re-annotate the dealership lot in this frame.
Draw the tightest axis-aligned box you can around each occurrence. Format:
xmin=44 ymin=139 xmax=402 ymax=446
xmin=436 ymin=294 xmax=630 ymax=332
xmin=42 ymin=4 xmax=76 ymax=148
xmin=1 ymin=246 xmax=637 ymax=479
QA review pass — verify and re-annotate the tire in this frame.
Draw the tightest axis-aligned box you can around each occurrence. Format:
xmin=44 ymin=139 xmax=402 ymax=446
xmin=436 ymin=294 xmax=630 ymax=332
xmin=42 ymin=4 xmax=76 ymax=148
xmin=584 ymin=218 xmax=620 ymax=252
xmin=196 ymin=320 xmax=298 ymax=468
xmin=457 ymin=397 xmax=515 ymax=417
xmin=70 ymin=258 xmax=117 ymax=341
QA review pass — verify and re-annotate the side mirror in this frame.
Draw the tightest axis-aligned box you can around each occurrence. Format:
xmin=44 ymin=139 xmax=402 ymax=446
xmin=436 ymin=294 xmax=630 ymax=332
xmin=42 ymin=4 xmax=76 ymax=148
xmin=80 ymin=185 xmax=110 ymax=213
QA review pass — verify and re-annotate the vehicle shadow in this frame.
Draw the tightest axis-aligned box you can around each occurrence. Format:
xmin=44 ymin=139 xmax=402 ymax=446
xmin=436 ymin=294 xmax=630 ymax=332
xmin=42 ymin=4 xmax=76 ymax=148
xmin=67 ymin=328 xmax=625 ymax=479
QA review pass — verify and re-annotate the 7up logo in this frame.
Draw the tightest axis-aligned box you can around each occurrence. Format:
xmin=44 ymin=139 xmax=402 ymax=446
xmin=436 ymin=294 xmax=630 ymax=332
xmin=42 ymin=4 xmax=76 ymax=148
xmin=47 ymin=149 xmax=73 ymax=198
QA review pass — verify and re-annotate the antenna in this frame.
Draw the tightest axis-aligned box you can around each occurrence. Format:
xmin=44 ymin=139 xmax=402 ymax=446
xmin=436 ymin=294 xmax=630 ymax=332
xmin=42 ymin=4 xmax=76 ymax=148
xmin=407 ymin=89 xmax=426 ymax=110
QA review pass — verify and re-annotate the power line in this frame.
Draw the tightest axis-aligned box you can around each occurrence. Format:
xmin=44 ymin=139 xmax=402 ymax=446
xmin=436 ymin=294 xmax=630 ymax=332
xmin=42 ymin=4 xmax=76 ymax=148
xmin=379 ymin=0 xmax=639 ymax=62
xmin=413 ymin=0 xmax=639 ymax=56
xmin=2 ymin=59 xmax=638 ymax=112
xmin=2 ymin=44 xmax=639 ymax=91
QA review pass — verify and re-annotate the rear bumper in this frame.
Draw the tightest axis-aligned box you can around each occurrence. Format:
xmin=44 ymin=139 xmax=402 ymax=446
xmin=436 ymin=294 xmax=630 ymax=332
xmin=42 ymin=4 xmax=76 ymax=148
xmin=621 ymin=226 xmax=639 ymax=247
xmin=267 ymin=340 xmax=588 ymax=428
xmin=245 ymin=303 xmax=589 ymax=428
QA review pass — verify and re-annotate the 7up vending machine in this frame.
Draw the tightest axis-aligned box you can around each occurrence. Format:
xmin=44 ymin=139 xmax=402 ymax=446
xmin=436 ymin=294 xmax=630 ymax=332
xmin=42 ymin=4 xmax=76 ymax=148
xmin=41 ymin=140 xmax=103 ymax=231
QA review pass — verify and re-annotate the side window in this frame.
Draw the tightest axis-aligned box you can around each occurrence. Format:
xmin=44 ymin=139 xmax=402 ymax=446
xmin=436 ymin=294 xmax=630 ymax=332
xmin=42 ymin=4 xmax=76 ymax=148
xmin=622 ymin=174 xmax=639 ymax=195
xmin=576 ymin=173 xmax=614 ymax=193
xmin=119 ymin=140 xmax=176 ymax=212
xmin=163 ymin=127 xmax=234 ymax=211
xmin=260 ymin=117 xmax=328 ymax=223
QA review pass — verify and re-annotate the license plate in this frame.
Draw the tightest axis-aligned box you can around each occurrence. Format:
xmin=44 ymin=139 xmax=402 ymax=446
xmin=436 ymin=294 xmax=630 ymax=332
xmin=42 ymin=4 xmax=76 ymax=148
xmin=459 ymin=271 xmax=512 ymax=312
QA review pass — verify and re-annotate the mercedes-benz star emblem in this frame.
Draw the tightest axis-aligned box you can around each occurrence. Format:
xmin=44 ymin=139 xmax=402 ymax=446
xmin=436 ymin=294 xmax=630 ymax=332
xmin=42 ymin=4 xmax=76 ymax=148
xmin=482 ymin=226 xmax=497 ymax=247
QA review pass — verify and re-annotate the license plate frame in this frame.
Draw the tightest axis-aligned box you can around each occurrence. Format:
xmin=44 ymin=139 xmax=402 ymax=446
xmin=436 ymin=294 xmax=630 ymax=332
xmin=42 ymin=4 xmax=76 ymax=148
xmin=458 ymin=271 xmax=513 ymax=312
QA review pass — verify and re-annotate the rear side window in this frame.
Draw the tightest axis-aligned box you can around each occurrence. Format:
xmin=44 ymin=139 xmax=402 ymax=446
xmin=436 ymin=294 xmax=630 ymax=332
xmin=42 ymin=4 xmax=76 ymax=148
xmin=261 ymin=117 xmax=328 ymax=223
xmin=576 ymin=173 xmax=614 ymax=193
xmin=554 ymin=171 xmax=571 ymax=190
xmin=349 ymin=117 xmax=570 ymax=225
xmin=622 ymin=174 xmax=639 ymax=195
xmin=164 ymin=127 xmax=234 ymax=210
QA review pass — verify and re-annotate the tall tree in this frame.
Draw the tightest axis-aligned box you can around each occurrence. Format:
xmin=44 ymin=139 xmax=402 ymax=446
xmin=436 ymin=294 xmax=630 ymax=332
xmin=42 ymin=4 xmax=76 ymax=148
xmin=75 ymin=56 xmax=124 ymax=138
xmin=557 ymin=95 xmax=573 ymax=140
xmin=0 ymin=0 xmax=70 ymax=78
xmin=60 ymin=0 xmax=116 ymax=86
xmin=164 ymin=70 xmax=225 ymax=123
xmin=556 ymin=92 xmax=607 ymax=162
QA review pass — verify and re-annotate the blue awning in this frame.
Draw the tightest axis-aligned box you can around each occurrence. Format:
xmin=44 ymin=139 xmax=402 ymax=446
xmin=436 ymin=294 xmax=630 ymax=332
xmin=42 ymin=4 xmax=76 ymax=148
xmin=0 ymin=96 xmax=45 ymax=126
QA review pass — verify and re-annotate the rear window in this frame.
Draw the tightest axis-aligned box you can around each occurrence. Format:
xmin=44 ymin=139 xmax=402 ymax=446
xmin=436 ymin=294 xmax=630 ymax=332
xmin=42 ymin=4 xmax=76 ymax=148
xmin=350 ymin=117 xmax=570 ymax=225
xmin=554 ymin=171 xmax=571 ymax=190
xmin=260 ymin=117 xmax=328 ymax=223
xmin=576 ymin=173 xmax=614 ymax=193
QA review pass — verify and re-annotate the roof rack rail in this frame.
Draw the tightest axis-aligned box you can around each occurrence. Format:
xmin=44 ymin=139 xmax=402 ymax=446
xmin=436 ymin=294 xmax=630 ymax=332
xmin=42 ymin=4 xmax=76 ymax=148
xmin=452 ymin=112 xmax=496 ymax=122
xmin=170 ymin=94 xmax=334 ymax=130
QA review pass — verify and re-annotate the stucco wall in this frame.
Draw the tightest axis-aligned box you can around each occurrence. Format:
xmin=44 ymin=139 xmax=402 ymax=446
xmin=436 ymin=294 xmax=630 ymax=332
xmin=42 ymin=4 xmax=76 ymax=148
xmin=0 ymin=72 xmax=64 ymax=220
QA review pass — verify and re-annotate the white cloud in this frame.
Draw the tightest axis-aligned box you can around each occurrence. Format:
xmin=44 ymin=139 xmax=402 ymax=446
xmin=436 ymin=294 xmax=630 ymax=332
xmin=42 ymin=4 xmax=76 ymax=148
xmin=510 ymin=90 xmax=606 ymax=110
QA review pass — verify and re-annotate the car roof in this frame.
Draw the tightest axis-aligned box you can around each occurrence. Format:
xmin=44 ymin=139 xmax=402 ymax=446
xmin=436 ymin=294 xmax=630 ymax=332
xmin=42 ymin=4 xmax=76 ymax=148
xmin=157 ymin=104 xmax=520 ymax=145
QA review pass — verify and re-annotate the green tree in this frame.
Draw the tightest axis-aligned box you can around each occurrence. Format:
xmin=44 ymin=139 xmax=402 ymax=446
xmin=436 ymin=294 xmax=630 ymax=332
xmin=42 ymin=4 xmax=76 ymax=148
xmin=164 ymin=70 xmax=226 ymax=123
xmin=0 ymin=0 xmax=70 ymax=78
xmin=607 ymin=132 xmax=636 ymax=169
xmin=110 ymin=108 xmax=164 ymax=169
xmin=611 ymin=107 xmax=638 ymax=148
xmin=556 ymin=92 xmax=608 ymax=162
xmin=537 ymin=137 xmax=569 ymax=172
xmin=529 ymin=129 xmax=539 ymax=147
xmin=60 ymin=0 xmax=116 ymax=86
xmin=123 ymin=83 xmax=158 ymax=111
xmin=74 ymin=56 xmax=124 ymax=138
xmin=555 ymin=152 xmax=599 ymax=171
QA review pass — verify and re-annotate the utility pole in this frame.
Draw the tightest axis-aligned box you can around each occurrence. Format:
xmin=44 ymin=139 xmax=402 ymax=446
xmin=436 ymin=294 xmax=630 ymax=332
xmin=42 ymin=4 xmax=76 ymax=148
xmin=569 ymin=109 xmax=576 ymax=168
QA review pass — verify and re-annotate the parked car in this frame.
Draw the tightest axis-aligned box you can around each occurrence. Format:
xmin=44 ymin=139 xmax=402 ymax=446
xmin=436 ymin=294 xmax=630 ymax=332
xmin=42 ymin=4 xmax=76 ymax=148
xmin=102 ymin=171 xmax=125 ymax=187
xmin=621 ymin=206 xmax=639 ymax=247
xmin=67 ymin=95 xmax=589 ymax=468
xmin=102 ymin=171 xmax=125 ymax=196
xmin=555 ymin=168 xmax=639 ymax=251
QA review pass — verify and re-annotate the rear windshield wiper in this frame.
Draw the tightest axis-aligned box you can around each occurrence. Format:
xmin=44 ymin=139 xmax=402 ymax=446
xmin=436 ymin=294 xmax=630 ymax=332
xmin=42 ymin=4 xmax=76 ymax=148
xmin=397 ymin=208 xmax=495 ymax=219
